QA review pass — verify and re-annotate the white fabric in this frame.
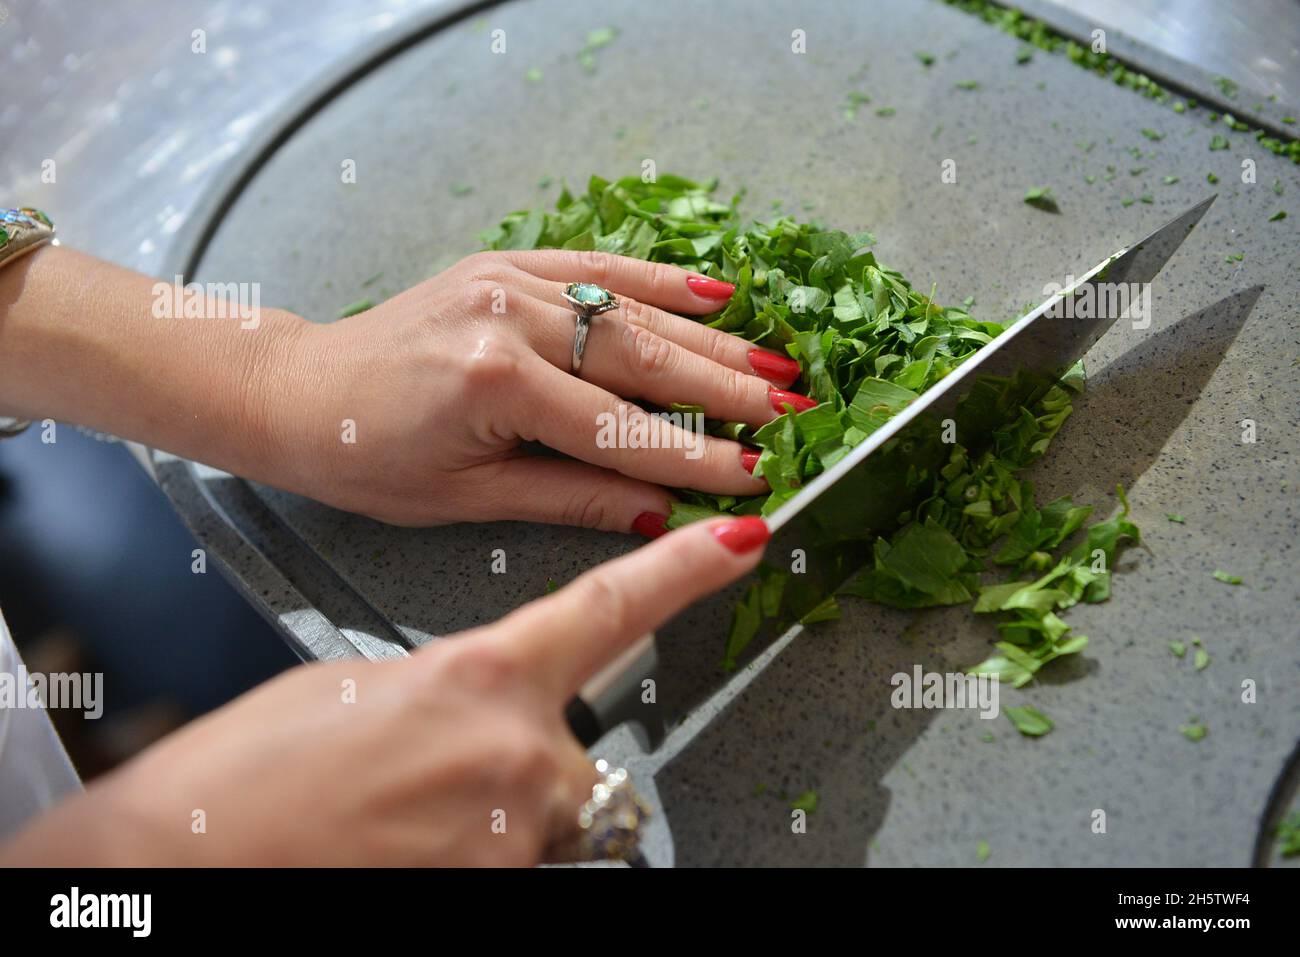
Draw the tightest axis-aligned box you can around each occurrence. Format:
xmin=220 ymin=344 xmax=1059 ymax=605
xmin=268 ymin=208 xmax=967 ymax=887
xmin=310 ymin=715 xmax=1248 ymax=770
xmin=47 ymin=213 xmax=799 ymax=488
xmin=0 ymin=606 xmax=82 ymax=842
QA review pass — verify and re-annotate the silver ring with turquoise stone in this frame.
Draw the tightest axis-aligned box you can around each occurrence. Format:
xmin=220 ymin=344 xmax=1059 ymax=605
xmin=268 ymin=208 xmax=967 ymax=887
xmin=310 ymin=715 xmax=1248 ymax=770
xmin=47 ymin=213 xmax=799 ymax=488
xmin=562 ymin=282 xmax=618 ymax=375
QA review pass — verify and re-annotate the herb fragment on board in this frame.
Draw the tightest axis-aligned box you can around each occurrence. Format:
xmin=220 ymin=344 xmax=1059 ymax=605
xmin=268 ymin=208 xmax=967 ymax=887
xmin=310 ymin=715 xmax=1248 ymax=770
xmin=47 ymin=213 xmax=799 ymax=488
xmin=1212 ymin=570 xmax=1243 ymax=585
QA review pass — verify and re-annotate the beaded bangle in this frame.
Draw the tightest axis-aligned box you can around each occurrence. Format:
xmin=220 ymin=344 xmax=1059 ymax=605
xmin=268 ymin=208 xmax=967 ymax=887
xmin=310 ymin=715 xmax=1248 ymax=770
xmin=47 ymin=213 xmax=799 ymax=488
xmin=0 ymin=207 xmax=55 ymax=437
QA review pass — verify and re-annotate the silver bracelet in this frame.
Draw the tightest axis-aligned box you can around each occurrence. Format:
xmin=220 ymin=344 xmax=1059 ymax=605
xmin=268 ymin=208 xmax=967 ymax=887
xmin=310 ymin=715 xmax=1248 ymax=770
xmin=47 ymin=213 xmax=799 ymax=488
xmin=0 ymin=207 xmax=56 ymax=439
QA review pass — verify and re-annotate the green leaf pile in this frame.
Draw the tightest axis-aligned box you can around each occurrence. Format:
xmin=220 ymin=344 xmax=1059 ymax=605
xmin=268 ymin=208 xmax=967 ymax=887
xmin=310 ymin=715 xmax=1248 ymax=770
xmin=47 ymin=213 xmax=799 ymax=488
xmin=483 ymin=173 xmax=1142 ymax=720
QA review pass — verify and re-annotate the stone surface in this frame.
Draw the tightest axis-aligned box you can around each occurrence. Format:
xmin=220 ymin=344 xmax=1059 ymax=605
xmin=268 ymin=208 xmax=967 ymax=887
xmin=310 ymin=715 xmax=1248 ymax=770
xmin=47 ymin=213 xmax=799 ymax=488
xmin=178 ymin=0 xmax=1299 ymax=865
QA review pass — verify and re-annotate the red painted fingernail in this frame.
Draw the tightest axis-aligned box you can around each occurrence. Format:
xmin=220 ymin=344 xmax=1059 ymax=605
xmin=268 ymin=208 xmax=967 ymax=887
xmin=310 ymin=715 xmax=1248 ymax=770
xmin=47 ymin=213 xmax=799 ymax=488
xmin=740 ymin=448 xmax=761 ymax=473
xmin=711 ymin=516 xmax=771 ymax=554
xmin=769 ymin=387 xmax=817 ymax=414
xmin=748 ymin=349 xmax=801 ymax=388
xmin=685 ymin=275 xmax=736 ymax=300
xmin=632 ymin=512 xmax=669 ymax=539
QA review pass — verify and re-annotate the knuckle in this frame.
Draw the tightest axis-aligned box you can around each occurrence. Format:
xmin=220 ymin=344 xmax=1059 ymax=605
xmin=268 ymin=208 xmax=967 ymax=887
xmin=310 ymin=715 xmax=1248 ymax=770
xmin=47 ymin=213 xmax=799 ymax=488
xmin=461 ymin=277 xmax=507 ymax=313
xmin=704 ymin=331 xmax=735 ymax=367
xmin=560 ymin=474 xmax=622 ymax=530
xmin=641 ymin=262 xmax=672 ymax=302
xmin=576 ymin=572 xmax=633 ymax=637
xmin=717 ymin=367 xmax=752 ymax=410
xmin=619 ymin=297 xmax=655 ymax=331
xmin=438 ymin=638 xmax=520 ymax=692
xmin=624 ymin=323 xmax=675 ymax=378
xmin=577 ymin=249 xmax=613 ymax=284
xmin=457 ymin=330 xmax=521 ymax=389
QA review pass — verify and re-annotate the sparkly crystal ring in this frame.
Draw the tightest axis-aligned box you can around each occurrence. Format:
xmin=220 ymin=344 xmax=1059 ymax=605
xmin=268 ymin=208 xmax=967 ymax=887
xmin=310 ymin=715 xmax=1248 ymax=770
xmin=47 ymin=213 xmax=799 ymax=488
xmin=546 ymin=759 xmax=652 ymax=865
xmin=562 ymin=282 xmax=618 ymax=375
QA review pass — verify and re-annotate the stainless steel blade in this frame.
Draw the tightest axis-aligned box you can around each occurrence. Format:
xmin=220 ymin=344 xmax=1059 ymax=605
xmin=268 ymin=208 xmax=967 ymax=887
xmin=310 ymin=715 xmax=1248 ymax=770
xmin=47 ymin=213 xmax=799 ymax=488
xmin=768 ymin=195 xmax=1216 ymax=538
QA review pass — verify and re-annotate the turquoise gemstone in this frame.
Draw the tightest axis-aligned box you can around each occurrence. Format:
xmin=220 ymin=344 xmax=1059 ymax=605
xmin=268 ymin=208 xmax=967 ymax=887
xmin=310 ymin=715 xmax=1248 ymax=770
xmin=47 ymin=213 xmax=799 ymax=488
xmin=569 ymin=283 xmax=611 ymax=305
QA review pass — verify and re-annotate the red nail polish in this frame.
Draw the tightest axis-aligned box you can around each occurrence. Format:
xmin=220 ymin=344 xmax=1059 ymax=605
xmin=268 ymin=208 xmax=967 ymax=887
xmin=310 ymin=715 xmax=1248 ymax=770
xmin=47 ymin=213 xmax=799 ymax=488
xmin=711 ymin=516 xmax=771 ymax=554
xmin=740 ymin=448 xmax=761 ymax=473
xmin=769 ymin=387 xmax=817 ymax=414
xmin=748 ymin=349 xmax=801 ymax=388
xmin=632 ymin=511 xmax=669 ymax=539
xmin=686 ymin=275 xmax=736 ymax=300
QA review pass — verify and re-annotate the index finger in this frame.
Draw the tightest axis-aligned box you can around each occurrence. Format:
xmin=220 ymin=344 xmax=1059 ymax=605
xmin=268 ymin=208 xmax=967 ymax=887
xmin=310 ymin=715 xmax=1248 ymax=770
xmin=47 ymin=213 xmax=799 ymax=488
xmin=498 ymin=249 xmax=736 ymax=316
xmin=493 ymin=516 xmax=770 ymax=700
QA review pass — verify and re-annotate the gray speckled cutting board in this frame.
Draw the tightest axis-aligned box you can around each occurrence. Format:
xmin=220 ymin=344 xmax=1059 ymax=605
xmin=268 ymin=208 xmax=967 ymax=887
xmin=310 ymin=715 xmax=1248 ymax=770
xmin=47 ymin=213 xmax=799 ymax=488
xmin=178 ymin=0 xmax=1299 ymax=865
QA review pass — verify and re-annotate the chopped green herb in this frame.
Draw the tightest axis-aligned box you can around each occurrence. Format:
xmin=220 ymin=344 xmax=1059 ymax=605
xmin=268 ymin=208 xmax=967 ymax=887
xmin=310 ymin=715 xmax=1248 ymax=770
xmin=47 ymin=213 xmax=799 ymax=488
xmin=915 ymin=51 xmax=936 ymax=67
xmin=1274 ymin=180 xmax=1285 ymax=195
xmin=450 ymin=183 xmax=473 ymax=197
xmin=1023 ymin=186 xmax=1057 ymax=211
xmin=1194 ymin=648 xmax=1210 ymax=671
xmin=524 ymin=66 xmax=543 ymax=84
xmin=1214 ymin=75 xmax=1238 ymax=98
xmin=1165 ymin=512 xmax=1185 ymax=523
xmin=1139 ymin=194 xmax=1154 ymax=204
xmin=954 ymin=80 xmax=980 ymax=90
xmin=1005 ymin=705 xmax=1054 ymax=737
xmin=1209 ymin=134 xmax=1229 ymax=151
xmin=1140 ymin=128 xmax=1164 ymax=141
xmin=1276 ymin=811 xmax=1300 ymax=857
xmin=875 ymin=107 xmax=896 ymax=117
xmin=360 ymin=271 xmax=384 ymax=288
xmin=1179 ymin=721 xmax=1208 ymax=742
xmin=1207 ymin=172 xmax=1219 ymax=184
xmin=1121 ymin=197 xmax=1135 ymax=207
xmin=1084 ymin=174 xmax=1097 ymax=185
xmin=790 ymin=790 xmax=818 ymax=813
xmin=1268 ymin=210 xmax=1287 ymax=221
xmin=337 ymin=298 xmax=374 ymax=318
xmin=976 ymin=839 xmax=991 ymax=862
xmin=1162 ymin=175 xmax=1179 ymax=185
xmin=1016 ymin=46 xmax=1033 ymax=64
xmin=1169 ymin=641 xmax=1187 ymax=658
xmin=962 ymin=295 xmax=975 ymax=307
xmin=1212 ymin=570 xmax=1243 ymax=585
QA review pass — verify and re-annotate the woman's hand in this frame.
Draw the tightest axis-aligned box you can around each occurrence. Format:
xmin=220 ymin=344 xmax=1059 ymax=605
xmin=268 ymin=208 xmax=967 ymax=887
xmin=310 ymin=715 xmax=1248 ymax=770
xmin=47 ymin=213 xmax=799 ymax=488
xmin=270 ymin=250 xmax=810 ymax=531
xmin=0 ymin=517 xmax=770 ymax=866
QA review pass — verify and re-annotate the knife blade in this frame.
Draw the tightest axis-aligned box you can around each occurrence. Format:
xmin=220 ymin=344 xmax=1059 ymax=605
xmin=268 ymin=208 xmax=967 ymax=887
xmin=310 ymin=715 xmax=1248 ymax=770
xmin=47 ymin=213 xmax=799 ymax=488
xmin=735 ymin=196 xmax=1218 ymax=630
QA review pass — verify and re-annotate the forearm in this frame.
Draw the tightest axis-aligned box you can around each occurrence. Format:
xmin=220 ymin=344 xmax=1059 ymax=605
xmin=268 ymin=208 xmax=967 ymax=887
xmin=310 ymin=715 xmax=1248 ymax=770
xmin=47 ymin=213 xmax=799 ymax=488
xmin=0 ymin=244 xmax=309 ymax=479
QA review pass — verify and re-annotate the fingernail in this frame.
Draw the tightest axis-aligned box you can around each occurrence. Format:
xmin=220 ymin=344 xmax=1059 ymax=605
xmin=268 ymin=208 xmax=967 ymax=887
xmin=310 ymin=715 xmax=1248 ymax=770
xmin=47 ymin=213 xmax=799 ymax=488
xmin=769 ymin=387 xmax=817 ymax=414
xmin=686 ymin=275 xmax=736 ymax=300
xmin=748 ymin=349 xmax=801 ymax=388
xmin=632 ymin=511 xmax=668 ymax=539
xmin=740 ymin=448 xmax=761 ymax=473
xmin=711 ymin=516 xmax=771 ymax=554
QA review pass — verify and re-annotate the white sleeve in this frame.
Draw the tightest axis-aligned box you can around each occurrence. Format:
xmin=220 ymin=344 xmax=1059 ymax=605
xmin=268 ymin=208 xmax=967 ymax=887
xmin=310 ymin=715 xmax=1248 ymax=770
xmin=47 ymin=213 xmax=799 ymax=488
xmin=0 ymin=607 xmax=83 ymax=843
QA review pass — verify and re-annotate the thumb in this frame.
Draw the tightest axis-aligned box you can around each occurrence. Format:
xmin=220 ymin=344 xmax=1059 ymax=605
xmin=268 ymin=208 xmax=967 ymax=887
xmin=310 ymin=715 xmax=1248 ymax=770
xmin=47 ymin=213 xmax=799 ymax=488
xmin=486 ymin=516 xmax=770 ymax=700
xmin=452 ymin=456 xmax=673 ymax=534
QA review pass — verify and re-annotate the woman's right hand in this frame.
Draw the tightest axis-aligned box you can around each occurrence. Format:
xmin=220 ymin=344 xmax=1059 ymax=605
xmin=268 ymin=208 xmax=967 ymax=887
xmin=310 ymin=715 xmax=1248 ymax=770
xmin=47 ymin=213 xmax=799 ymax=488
xmin=266 ymin=250 xmax=812 ymax=533
xmin=0 ymin=516 xmax=769 ymax=866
